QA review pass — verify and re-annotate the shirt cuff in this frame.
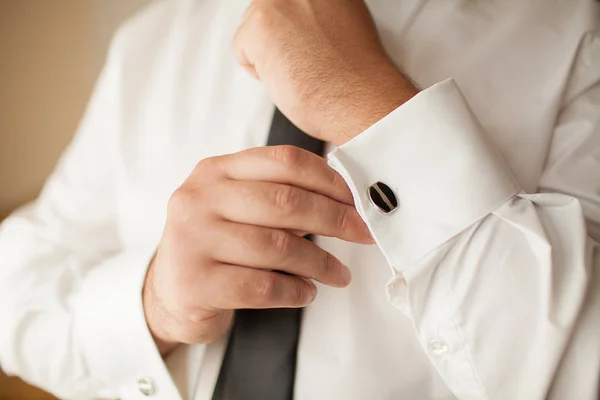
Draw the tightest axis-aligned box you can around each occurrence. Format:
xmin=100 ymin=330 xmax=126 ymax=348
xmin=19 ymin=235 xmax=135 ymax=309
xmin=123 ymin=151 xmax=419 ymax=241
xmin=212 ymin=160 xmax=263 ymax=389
xmin=73 ymin=249 xmax=182 ymax=400
xmin=328 ymin=78 xmax=521 ymax=270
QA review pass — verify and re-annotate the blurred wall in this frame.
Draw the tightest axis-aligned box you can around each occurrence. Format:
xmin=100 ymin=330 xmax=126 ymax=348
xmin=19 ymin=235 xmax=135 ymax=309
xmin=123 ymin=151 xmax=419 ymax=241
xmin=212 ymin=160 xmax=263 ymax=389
xmin=0 ymin=2 xmax=149 ymax=397
xmin=0 ymin=0 xmax=149 ymax=220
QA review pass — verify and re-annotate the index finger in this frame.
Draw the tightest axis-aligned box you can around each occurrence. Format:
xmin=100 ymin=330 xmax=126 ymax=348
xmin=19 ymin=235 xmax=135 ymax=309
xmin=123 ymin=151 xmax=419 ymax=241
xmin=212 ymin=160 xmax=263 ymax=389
xmin=215 ymin=145 xmax=354 ymax=206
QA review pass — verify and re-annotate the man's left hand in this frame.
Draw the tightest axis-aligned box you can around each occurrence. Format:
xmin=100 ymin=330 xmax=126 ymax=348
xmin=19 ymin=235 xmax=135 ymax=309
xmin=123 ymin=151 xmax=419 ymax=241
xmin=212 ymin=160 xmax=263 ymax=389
xmin=234 ymin=0 xmax=418 ymax=145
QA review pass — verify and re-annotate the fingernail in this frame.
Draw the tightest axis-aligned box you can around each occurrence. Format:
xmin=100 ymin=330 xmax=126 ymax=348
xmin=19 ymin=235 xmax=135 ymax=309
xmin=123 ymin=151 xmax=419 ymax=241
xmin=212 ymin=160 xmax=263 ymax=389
xmin=341 ymin=266 xmax=352 ymax=286
xmin=307 ymin=283 xmax=318 ymax=303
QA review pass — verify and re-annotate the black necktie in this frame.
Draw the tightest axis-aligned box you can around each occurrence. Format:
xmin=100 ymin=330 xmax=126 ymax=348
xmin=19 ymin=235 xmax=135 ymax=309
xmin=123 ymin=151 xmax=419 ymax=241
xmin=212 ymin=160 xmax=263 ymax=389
xmin=212 ymin=109 xmax=325 ymax=400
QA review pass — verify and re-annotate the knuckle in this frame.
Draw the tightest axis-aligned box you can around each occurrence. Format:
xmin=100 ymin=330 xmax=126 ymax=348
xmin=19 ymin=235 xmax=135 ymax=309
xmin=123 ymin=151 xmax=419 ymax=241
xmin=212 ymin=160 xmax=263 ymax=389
xmin=167 ymin=186 xmax=210 ymax=223
xmin=255 ymin=274 xmax=278 ymax=305
xmin=336 ymin=205 xmax=352 ymax=232
xmin=194 ymin=155 xmax=228 ymax=180
xmin=194 ymin=156 xmax=214 ymax=171
xmin=270 ymin=229 xmax=290 ymax=256
xmin=271 ymin=145 xmax=302 ymax=168
xmin=272 ymin=185 xmax=299 ymax=214
xmin=251 ymin=3 xmax=273 ymax=29
xmin=167 ymin=187 xmax=193 ymax=217
xmin=321 ymin=251 xmax=338 ymax=277
xmin=291 ymin=279 xmax=305 ymax=306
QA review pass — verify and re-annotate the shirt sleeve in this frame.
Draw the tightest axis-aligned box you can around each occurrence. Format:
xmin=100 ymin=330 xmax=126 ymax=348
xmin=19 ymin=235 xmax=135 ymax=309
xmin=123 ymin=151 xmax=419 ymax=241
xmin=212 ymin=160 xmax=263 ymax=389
xmin=0 ymin=29 xmax=183 ymax=400
xmin=328 ymin=38 xmax=600 ymax=399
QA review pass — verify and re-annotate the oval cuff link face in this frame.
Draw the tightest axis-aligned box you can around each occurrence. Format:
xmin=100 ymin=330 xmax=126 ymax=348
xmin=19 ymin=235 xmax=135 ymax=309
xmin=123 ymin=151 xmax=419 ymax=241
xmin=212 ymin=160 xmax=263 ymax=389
xmin=368 ymin=182 xmax=398 ymax=214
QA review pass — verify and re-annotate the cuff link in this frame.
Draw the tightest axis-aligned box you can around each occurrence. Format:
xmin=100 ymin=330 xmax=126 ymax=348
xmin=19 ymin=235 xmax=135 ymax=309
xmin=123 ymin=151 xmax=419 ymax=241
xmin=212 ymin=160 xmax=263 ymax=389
xmin=368 ymin=182 xmax=398 ymax=214
xmin=137 ymin=376 xmax=155 ymax=396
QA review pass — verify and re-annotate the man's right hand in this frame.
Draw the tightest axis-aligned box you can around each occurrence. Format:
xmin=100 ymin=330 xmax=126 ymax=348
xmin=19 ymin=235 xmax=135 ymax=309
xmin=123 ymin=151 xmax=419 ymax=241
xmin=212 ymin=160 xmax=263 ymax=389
xmin=143 ymin=145 xmax=373 ymax=355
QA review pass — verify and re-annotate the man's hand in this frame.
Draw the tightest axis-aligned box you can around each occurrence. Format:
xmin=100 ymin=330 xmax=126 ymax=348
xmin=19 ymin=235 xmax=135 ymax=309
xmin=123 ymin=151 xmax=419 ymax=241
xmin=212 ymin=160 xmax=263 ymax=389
xmin=143 ymin=146 xmax=373 ymax=354
xmin=234 ymin=0 xmax=418 ymax=145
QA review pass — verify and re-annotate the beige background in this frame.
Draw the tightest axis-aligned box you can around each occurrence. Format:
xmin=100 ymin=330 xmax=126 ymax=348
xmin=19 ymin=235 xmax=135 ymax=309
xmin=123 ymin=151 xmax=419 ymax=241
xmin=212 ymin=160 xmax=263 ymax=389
xmin=0 ymin=0 xmax=149 ymax=220
xmin=0 ymin=1 xmax=149 ymax=397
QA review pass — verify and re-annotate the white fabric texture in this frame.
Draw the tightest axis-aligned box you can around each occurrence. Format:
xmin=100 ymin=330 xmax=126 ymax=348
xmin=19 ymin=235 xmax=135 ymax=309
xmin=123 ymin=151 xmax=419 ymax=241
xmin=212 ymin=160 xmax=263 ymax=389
xmin=0 ymin=0 xmax=599 ymax=399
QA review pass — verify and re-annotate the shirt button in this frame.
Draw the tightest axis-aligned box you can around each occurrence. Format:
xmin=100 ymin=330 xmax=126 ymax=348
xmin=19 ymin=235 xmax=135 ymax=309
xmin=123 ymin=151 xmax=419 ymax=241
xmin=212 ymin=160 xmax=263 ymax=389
xmin=428 ymin=339 xmax=449 ymax=356
xmin=137 ymin=376 xmax=155 ymax=396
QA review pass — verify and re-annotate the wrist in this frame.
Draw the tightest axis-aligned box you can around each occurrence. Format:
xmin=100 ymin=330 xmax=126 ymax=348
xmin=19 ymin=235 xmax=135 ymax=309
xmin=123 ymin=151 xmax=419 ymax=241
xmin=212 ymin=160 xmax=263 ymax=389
xmin=331 ymin=63 xmax=418 ymax=145
xmin=143 ymin=257 xmax=180 ymax=356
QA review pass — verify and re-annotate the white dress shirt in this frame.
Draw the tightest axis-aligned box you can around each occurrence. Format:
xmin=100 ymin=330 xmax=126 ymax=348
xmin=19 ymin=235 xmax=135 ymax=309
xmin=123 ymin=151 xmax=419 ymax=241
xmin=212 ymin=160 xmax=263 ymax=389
xmin=1 ymin=0 xmax=599 ymax=399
